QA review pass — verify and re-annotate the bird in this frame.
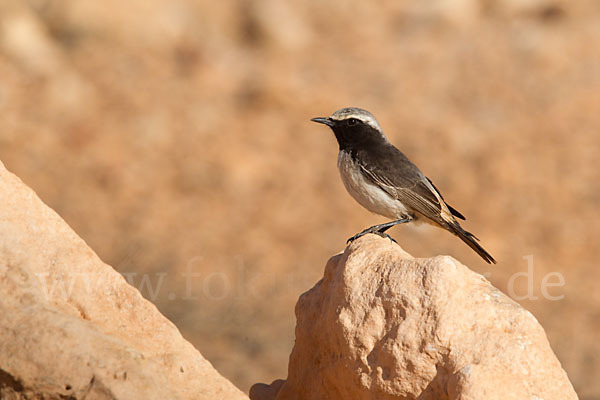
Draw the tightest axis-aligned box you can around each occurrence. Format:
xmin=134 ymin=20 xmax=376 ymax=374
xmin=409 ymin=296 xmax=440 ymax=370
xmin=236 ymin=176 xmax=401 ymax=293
xmin=311 ymin=107 xmax=496 ymax=264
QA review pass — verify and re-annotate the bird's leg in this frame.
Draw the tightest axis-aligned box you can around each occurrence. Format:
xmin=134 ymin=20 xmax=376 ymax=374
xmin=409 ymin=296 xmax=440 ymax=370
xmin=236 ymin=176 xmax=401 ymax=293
xmin=376 ymin=216 xmax=413 ymax=233
xmin=347 ymin=224 xmax=396 ymax=244
xmin=347 ymin=216 xmax=413 ymax=244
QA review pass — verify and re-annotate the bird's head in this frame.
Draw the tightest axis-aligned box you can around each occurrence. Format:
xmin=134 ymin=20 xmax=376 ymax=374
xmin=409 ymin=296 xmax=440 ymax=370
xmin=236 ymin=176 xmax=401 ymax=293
xmin=311 ymin=107 xmax=387 ymax=151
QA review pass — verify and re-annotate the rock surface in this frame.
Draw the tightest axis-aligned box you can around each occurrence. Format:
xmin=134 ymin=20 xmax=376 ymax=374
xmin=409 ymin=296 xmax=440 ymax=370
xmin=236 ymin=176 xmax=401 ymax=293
xmin=252 ymin=235 xmax=578 ymax=400
xmin=0 ymin=160 xmax=248 ymax=399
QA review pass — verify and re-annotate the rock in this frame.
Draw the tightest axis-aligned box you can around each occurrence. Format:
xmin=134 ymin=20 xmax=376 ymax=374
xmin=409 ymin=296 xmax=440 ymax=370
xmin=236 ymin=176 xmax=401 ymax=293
xmin=251 ymin=235 xmax=578 ymax=400
xmin=249 ymin=379 xmax=285 ymax=400
xmin=0 ymin=159 xmax=248 ymax=399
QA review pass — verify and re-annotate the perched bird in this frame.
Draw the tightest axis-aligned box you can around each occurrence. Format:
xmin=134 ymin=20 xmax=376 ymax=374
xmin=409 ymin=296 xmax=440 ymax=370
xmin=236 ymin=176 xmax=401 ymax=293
xmin=312 ymin=107 xmax=496 ymax=264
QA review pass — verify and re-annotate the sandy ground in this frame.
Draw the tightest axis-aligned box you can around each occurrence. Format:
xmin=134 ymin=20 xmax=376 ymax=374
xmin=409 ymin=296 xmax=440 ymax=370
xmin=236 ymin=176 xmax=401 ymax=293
xmin=0 ymin=0 xmax=598 ymax=397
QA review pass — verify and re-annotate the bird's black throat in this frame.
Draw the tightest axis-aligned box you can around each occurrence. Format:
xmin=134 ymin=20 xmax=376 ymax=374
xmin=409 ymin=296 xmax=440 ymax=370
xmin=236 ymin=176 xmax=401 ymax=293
xmin=331 ymin=122 xmax=388 ymax=154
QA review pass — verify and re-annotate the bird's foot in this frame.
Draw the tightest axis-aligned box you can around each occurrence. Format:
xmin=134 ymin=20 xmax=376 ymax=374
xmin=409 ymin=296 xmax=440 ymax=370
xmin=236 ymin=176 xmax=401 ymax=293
xmin=377 ymin=232 xmax=397 ymax=243
xmin=347 ymin=227 xmax=397 ymax=244
xmin=347 ymin=217 xmax=411 ymax=244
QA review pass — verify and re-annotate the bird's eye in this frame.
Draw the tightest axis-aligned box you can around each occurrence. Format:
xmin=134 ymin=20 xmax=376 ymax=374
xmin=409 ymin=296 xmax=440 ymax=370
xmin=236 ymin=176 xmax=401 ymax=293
xmin=347 ymin=118 xmax=358 ymax=126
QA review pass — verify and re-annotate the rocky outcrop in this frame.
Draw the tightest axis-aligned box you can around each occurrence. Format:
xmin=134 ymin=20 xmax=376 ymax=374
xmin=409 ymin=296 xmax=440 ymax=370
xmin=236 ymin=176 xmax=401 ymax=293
xmin=0 ymin=160 xmax=248 ymax=399
xmin=251 ymin=236 xmax=577 ymax=400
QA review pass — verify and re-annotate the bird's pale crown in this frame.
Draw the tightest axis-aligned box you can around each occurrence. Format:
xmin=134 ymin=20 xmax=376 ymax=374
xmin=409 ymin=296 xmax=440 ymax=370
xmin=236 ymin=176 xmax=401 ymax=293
xmin=329 ymin=107 xmax=383 ymax=132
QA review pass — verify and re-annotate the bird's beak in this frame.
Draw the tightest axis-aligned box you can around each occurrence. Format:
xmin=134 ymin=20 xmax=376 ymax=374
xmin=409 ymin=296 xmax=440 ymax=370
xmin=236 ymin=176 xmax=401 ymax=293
xmin=311 ymin=117 xmax=334 ymax=127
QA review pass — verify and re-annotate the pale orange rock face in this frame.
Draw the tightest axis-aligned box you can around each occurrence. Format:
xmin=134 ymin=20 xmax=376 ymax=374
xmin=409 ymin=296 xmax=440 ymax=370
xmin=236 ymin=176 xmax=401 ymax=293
xmin=0 ymin=160 xmax=248 ymax=400
xmin=253 ymin=235 xmax=578 ymax=400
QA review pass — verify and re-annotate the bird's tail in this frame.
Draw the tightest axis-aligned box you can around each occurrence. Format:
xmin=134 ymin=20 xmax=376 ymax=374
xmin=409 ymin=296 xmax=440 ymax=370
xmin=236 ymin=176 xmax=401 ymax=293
xmin=446 ymin=221 xmax=496 ymax=264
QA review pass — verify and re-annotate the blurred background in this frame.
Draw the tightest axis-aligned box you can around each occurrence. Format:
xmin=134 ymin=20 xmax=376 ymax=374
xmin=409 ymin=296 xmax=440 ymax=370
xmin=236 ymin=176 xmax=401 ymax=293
xmin=0 ymin=0 xmax=598 ymax=397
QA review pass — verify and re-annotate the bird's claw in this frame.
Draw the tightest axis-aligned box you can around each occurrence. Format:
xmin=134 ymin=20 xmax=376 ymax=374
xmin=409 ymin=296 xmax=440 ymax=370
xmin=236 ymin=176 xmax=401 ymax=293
xmin=380 ymin=232 xmax=397 ymax=243
xmin=347 ymin=230 xmax=397 ymax=244
xmin=346 ymin=232 xmax=364 ymax=244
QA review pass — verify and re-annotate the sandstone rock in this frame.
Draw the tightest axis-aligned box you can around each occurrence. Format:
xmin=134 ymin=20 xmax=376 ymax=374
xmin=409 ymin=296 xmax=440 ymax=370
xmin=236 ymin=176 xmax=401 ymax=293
xmin=252 ymin=235 xmax=578 ymax=400
xmin=249 ymin=379 xmax=285 ymax=400
xmin=0 ymin=159 xmax=248 ymax=399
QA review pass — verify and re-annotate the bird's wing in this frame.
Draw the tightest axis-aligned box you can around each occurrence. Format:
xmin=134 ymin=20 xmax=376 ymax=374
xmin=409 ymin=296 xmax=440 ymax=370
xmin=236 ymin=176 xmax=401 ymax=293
xmin=355 ymin=145 xmax=495 ymax=263
xmin=355 ymin=146 xmax=453 ymax=225
xmin=426 ymin=177 xmax=466 ymax=220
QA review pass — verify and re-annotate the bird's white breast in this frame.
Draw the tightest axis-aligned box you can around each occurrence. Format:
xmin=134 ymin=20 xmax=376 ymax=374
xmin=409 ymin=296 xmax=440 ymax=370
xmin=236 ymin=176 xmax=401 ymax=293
xmin=337 ymin=151 xmax=409 ymax=220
